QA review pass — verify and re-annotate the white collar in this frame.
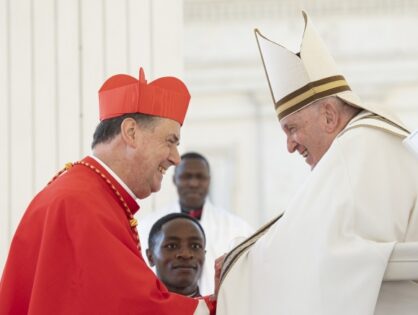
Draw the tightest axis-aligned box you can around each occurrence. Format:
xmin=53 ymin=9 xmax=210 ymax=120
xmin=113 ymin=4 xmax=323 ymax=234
xmin=90 ymin=155 xmax=139 ymax=204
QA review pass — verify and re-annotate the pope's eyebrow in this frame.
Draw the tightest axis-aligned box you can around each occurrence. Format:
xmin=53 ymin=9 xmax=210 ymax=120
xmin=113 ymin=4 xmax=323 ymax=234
xmin=282 ymin=123 xmax=291 ymax=132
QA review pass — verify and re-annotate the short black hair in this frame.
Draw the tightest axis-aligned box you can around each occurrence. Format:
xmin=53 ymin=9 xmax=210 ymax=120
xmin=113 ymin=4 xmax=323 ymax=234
xmin=175 ymin=152 xmax=210 ymax=174
xmin=148 ymin=213 xmax=206 ymax=251
xmin=91 ymin=112 xmax=157 ymax=149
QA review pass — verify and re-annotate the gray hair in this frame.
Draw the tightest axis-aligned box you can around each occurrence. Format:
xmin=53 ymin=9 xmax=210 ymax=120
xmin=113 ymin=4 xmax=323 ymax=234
xmin=91 ymin=113 xmax=158 ymax=149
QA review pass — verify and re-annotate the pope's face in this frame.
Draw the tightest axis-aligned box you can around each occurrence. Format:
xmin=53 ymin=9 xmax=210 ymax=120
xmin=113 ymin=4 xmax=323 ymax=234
xmin=130 ymin=117 xmax=181 ymax=199
xmin=150 ymin=218 xmax=205 ymax=295
xmin=280 ymin=102 xmax=333 ymax=170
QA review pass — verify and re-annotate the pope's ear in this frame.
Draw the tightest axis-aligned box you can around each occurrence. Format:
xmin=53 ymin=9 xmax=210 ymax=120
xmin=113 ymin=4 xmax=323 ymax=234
xmin=120 ymin=117 xmax=139 ymax=147
xmin=321 ymin=101 xmax=339 ymax=133
xmin=146 ymin=248 xmax=155 ymax=267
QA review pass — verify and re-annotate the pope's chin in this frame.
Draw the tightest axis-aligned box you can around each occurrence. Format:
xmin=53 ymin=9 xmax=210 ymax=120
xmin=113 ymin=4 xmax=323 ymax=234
xmin=308 ymin=156 xmax=322 ymax=171
xmin=305 ymin=155 xmax=316 ymax=170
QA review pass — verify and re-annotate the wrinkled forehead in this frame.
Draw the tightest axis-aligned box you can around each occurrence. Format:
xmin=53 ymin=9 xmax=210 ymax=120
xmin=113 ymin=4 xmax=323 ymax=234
xmin=286 ymin=95 xmax=326 ymax=118
xmin=280 ymin=103 xmax=309 ymax=127
xmin=280 ymin=98 xmax=325 ymax=128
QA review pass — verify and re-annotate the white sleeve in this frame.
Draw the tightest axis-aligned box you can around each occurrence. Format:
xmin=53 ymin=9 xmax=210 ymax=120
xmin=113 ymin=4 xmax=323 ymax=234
xmin=384 ymin=242 xmax=418 ymax=281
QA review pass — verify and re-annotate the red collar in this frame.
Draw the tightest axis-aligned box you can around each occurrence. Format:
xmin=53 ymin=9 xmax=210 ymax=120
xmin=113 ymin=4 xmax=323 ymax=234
xmin=183 ymin=208 xmax=203 ymax=220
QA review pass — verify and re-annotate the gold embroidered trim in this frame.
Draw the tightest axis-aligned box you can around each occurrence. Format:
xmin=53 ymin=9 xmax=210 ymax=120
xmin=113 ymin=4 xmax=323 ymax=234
xmin=276 ymin=75 xmax=351 ymax=120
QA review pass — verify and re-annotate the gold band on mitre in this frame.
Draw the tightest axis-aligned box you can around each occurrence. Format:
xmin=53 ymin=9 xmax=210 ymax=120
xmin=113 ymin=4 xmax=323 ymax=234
xmin=255 ymin=11 xmax=408 ymax=130
xmin=275 ymin=75 xmax=351 ymax=120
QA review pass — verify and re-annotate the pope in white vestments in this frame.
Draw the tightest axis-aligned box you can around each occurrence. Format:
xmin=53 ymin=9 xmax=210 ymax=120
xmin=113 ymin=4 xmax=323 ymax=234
xmin=217 ymin=11 xmax=418 ymax=315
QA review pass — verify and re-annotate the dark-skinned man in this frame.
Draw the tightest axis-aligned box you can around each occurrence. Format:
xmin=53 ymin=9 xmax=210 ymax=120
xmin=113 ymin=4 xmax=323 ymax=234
xmin=139 ymin=152 xmax=253 ymax=295
xmin=146 ymin=213 xmax=206 ymax=297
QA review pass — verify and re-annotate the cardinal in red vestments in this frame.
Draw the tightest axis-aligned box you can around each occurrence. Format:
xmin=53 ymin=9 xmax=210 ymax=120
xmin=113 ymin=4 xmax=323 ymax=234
xmin=0 ymin=68 xmax=216 ymax=315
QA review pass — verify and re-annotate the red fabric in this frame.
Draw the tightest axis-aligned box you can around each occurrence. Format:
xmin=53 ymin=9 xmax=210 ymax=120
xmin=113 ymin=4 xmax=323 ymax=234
xmin=0 ymin=156 xmax=204 ymax=315
xmin=202 ymin=296 xmax=217 ymax=315
xmin=98 ymin=68 xmax=190 ymax=125
xmin=185 ymin=208 xmax=203 ymax=220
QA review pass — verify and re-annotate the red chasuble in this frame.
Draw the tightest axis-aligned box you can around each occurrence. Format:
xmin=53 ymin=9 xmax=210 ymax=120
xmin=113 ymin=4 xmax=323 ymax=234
xmin=0 ymin=156 xmax=214 ymax=314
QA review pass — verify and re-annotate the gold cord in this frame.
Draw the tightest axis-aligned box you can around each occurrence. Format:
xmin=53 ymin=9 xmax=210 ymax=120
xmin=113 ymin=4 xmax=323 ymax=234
xmin=48 ymin=161 xmax=140 ymax=250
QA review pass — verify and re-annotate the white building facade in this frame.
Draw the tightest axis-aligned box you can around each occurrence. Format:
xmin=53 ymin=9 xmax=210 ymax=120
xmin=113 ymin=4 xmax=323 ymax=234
xmin=1 ymin=0 xmax=418 ymax=271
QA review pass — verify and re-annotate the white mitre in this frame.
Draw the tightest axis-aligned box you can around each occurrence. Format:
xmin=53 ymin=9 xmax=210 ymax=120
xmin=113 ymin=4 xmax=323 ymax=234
xmin=254 ymin=10 xmax=408 ymax=133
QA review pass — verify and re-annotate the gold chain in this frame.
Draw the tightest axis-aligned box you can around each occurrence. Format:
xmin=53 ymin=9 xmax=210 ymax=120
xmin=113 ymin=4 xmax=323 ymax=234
xmin=48 ymin=161 xmax=140 ymax=250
